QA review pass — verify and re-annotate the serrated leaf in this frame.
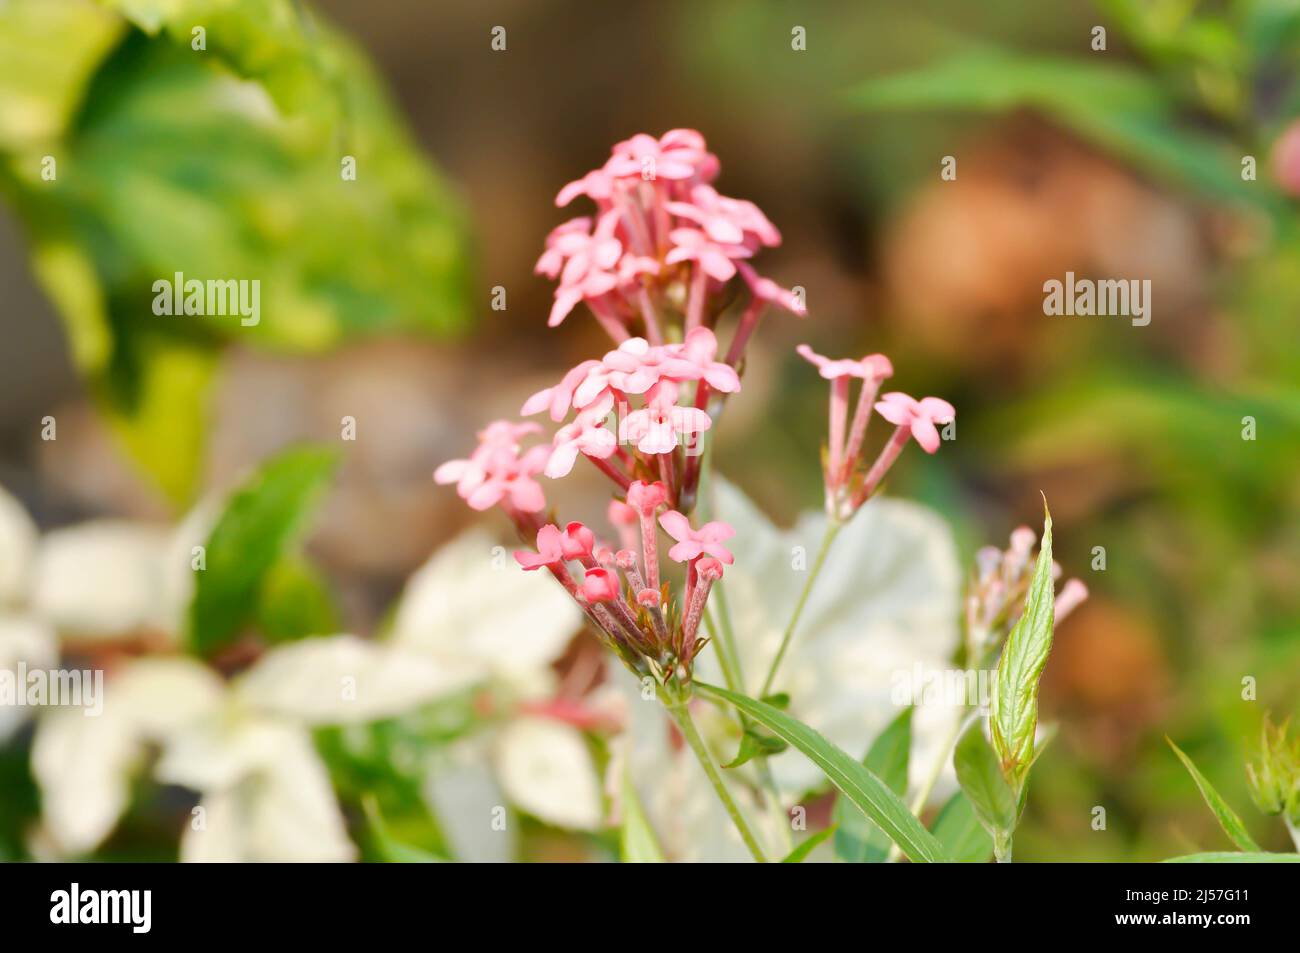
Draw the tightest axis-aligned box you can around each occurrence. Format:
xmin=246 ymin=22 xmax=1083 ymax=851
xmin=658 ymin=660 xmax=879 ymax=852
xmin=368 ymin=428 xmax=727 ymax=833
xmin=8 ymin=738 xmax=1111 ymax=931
xmin=620 ymin=770 xmax=665 ymax=863
xmin=931 ymin=791 xmax=993 ymax=863
xmin=1162 ymin=852 xmax=1299 ymax=863
xmin=833 ymin=708 xmax=911 ymax=863
xmin=954 ymin=722 xmax=1017 ymax=839
xmin=1166 ymin=738 xmax=1262 ymax=852
xmin=781 ymin=825 xmax=837 ymax=863
xmin=990 ymin=505 xmax=1055 ymax=788
xmin=696 ymin=682 xmax=949 ymax=863
xmin=188 ymin=445 xmax=338 ymax=656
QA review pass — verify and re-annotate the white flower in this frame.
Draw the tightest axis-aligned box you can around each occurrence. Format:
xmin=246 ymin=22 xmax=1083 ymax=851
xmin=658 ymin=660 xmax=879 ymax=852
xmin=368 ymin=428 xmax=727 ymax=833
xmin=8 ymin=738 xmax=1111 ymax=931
xmin=494 ymin=716 xmax=602 ymax=831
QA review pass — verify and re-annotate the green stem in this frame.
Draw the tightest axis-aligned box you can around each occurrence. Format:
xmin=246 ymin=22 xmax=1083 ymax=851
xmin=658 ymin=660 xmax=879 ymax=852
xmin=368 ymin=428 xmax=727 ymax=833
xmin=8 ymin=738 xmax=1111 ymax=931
xmin=1286 ymin=816 xmax=1300 ymax=853
xmin=665 ymin=693 xmax=767 ymax=862
xmin=993 ymin=829 xmax=1013 ymax=863
xmin=760 ymin=521 xmax=842 ymax=697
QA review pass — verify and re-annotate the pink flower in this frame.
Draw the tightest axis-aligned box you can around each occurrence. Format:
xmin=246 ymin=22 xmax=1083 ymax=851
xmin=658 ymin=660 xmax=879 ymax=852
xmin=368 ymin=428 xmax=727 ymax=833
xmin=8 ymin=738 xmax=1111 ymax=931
xmin=572 ymin=338 xmax=696 ymax=406
xmin=737 ymin=262 xmax=805 ymax=316
xmin=678 ymin=327 xmax=741 ymax=393
xmin=796 ymin=344 xmax=893 ymax=382
xmin=694 ymin=556 xmax=725 ymax=581
xmin=514 ymin=525 xmax=567 ymax=570
xmin=560 ymin=522 xmax=595 ymax=560
xmin=542 ymin=212 xmax=623 ymax=326
xmin=556 ymin=168 xmax=616 ymax=208
xmin=667 ymin=184 xmax=780 ymax=248
xmin=665 ymin=227 xmax=752 ymax=282
xmin=658 ymin=511 xmax=735 ymax=565
xmin=521 ymin=359 xmax=602 ymax=422
xmin=1054 ymin=578 xmax=1089 ymax=622
xmin=605 ymin=131 xmax=711 ymax=182
xmin=545 ymin=407 xmax=617 ymax=478
xmin=626 ymin=480 xmax=669 ymax=513
xmin=580 ymin=568 xmax=621 ymax=603
xmin=435 ymin=420 xmax=551 ymax=512
xmin=620 ymin=387 xmax=712 ymax=455
xmin=607 ymin=499 xmax=637 ymax=526
xmin=874 ymin=392 xmax=956 ymax=454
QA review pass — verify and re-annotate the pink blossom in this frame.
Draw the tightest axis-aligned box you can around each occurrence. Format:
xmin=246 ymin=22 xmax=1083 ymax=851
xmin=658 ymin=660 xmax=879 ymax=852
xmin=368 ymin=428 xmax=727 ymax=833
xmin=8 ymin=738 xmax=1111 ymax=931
xmin=679 ymin=327 xmax=741 ymax=393
xmin=580 ymin=568 xmax=621 ymax=603
xmin=521 ymin=359 xmax=602 ymax=422
xmin=607 ymin=499 xmax=637 ymax=526
xmin=1055 ymin=578 xmax=1089 ymax=622
xmin=665 ymin=227 xmax=752 ymax=282
xmin=796 ymin=344 xmax=893 ymax=382
xmin=874 ymin=392 xmax=956 ymax=454
xmin=620 ymin=387 xmax=712 ymax=455
xmin=435 ymin=420 xmax=550 ymax=512
xmin=542 ymin=212 xmax=623 ymax=326
xmin=572 ymin=338 xmax=696 ymax=407
xmin=667 ymin=185 xmax=780 ymax=248
xmin=626 ymin=480 xmax=669 ymax=513
xmin=605 ymin=131 xmax=711 ymax=182
xmin=514 ymin=525 xmax=567 ymax=570
xmin=560 ymin=522 xmax=595 ymax=561
xmin=737 ymin=262 xmax=805 ymax=316
xmin=694 ymin=556 xmax=725 ymax=581
xmin=658 ymin=511 xmax=735 ymax=565
xmin=556 ymin=168 xmax=616 ymax=208
xmin=545 ymin=407 xmax=617 ymax=479
xmin=535 ymin=218 xmax=594 ymax=278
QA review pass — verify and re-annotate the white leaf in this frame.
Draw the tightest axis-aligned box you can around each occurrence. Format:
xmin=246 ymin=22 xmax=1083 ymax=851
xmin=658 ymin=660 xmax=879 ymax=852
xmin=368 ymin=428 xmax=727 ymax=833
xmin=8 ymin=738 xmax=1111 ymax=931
xmin=235 ymin=634 xmax=478 ymax=726
xmin=391 ymin=529 xmax=580 ymax=691
xmin=494 ymin=716 xmax=603 ymax=831
xmin=702 ymin=478 xmax=964 ymax=800
xmin=0 ymin=485 xmax=36 ymax=607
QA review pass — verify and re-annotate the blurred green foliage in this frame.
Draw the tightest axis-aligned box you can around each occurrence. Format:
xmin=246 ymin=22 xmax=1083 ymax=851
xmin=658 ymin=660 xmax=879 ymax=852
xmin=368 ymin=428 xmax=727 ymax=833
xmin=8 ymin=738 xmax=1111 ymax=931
xmin=0 ymin=0 xmax=473 ymax=505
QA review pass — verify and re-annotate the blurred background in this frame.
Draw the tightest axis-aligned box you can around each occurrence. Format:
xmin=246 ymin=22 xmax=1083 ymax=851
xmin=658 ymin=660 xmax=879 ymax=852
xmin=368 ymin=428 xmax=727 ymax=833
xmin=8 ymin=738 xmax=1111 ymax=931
xmin=1 ymin=0 xmax=1298 ymax=861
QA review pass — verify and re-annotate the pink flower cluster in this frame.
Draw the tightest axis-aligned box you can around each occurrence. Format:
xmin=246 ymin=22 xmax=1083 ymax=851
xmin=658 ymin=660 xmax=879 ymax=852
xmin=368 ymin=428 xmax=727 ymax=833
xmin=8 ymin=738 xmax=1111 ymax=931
xmin=537 ymin=129 xmax=804 ymax=343
xmin=797 ymin=344 xmax=956 ymax=521
xmin=514 ymin=480 xmax=731 ymax=674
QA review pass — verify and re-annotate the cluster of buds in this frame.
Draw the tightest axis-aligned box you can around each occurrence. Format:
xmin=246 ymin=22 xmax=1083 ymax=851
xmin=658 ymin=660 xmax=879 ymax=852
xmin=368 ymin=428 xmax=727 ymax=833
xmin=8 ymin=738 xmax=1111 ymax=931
xmin=964 ymin=525 xmax=1088 ymax=661
xmin=514 ymin=480 xmax=732 ymax=680
xmin=797 ymin=345 xmax=956 ymax=521
xmin=1245 ymin=715 xmax=1300 ymax=828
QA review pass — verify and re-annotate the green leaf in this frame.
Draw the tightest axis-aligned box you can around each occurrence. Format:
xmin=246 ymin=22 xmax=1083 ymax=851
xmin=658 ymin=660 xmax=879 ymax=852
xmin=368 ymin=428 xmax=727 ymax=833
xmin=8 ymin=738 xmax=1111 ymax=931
xmin=846 ymin=49 xmax=1258 ymax=206
xmin=990 ymin=503 xmax=1055 ymax=789
xmin=781 ymin=825 xmax=838 ymax=863
xmin=722 ymin=725 xmax=789 ymax=769
xmin=620 ymin=770 xmax=665 ymax=863
xmin=188 ymin=445 xmax=338 ymax=656
xmin=254 ymin=555 xmax=341 ymax=642
xmin=833 ymin=708 xmax=912 ymax=863
xmin=361 ymin=795 xmax=445 ymax=863
xmin=930 ymin=791 xmax=994 ymax=863
xmin=1166 ymin=738 xmax=1262 ymax=852
xmin=695 ymin=682 xmax=950 ymax=863
xmin=1163 ymin=852 xmax=1300 ymax=863
xmin=954 ymin=722 xmax=1017 ymax=839
xmin=2 ymin=5 xmax=473 ymax=504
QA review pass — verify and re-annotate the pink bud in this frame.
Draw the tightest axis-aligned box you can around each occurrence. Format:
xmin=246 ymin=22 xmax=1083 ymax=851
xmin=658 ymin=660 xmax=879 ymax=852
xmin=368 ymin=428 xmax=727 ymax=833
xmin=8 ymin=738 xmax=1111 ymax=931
xmin=626 ymin=480 xmax=669 ymax=513
xmin=636 ymin=588 xmax=661 ymax=608
xmin=695 ymin=556 xmax=725 ymax=581
xmin=561 ymin=521 xmax=595 ymax=560
xmin=608 ymin=499 xmax=638 ymax=526
xmin=1054 ymin=579 xmax=1089 ymax=622
xmin=580 ymin=568 xmax=621 ymax=604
